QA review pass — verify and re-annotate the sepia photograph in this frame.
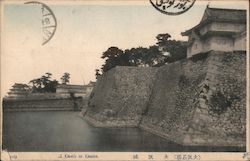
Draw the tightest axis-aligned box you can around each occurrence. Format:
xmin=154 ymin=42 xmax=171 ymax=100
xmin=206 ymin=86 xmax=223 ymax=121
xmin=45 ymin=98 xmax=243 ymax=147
xmin=0 ymin=0 xmax=249 ymax=160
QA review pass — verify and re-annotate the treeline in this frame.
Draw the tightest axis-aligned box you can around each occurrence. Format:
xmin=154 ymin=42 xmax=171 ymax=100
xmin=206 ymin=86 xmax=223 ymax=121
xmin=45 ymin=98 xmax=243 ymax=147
xmin=95 ymin=33 xmax=187 ymax=77
xmin=17 ymin=72 xmax=70 ymax=93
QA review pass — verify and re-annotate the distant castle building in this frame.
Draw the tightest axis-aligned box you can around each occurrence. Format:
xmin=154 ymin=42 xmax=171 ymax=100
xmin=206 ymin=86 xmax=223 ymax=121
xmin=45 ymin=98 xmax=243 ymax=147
xmin=182 ymin=6 xmax=246 ymax=58
xmin=5 ymin=82 xmax=95 ymax=100
xmin=56 ymin=84 xmax=85 ymax=97
xmin=6 ymin=83 xmax=30 ymax=99
xmin=56 ymin=82 xmax=95 ymax=98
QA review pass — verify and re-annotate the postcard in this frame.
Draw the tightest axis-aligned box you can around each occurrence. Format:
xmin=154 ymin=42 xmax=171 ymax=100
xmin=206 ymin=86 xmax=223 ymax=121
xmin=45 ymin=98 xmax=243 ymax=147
xmin=1 ymin=0 xmax=249 ymax=160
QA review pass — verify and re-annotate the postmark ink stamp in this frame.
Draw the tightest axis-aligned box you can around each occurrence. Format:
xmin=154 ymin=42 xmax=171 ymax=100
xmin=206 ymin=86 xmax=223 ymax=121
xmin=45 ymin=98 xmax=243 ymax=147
xmin=150 ymin=0 xmax=196 ymax=15
xmin=25 ymin=1 xmax=57 ymax=45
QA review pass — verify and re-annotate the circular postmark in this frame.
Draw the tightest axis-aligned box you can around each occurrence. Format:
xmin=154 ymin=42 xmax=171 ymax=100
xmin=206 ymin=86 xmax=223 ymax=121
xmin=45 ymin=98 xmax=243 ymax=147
xmin=25 ymin=1 xmax=57 ymax=45
xmin=150 ymin=0 xmax=196 ymax=15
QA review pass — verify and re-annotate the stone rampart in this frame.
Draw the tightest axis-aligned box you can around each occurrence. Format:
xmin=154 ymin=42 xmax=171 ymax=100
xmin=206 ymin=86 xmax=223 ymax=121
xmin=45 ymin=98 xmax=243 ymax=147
xmin=83 ymin=51 xmax=246 ymax=147
xmin=84 ymin=66 xmax=158 ymax=126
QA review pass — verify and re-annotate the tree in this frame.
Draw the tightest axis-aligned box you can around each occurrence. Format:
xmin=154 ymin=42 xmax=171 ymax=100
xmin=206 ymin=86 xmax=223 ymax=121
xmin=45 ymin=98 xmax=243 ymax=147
xmin=156 ymin=33 xmax=187 ymax=63
xmin=29 ymin=73 xmax=58 ymax=93
xmin=45 ymin=79 xmax=58 ymax=93
xmin=123 ymin=46 xmax=162 ymax=67
xmin=101 ymin=47 xmax=124 ymax=72
xmin=98 ymin=33 xmax=187 ymax=74
xmin=61 ymin=72 xmax=70 ymax=84
xmin=99 ymin=46 xmax=164 ymax=73
xmin=29 ymin=78 xmax=42 ymax=92
xmin=156 ymin=33 xmax=172 ymax=51
xmin=95 ymin=69 xmax=101 ymax=79
xmin=41 ymin=73 xmax=51 ymax=92
xmin=101 ymin=46 xmax=123 ymax=59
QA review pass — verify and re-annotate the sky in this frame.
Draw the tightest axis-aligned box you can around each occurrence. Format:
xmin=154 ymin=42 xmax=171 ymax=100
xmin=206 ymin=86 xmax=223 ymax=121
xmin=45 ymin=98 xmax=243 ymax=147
xmin=1 ymin=0 xmax=248 ymax=96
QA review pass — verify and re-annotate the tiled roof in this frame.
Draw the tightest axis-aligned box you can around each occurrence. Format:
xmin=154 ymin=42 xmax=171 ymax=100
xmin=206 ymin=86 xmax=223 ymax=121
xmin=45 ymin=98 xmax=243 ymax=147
xmin=182 ymin=6 xmax=246 ymax=35
xmin=201 ymin=7 xmax=246 ymax=22
xmin=12 ymin=83 xmax=28 ymax=87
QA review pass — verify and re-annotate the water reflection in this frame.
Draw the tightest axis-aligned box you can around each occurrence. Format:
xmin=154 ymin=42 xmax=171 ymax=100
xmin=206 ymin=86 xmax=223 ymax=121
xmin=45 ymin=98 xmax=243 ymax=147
xmin=3 ymin=111 xmax=245 ymax=152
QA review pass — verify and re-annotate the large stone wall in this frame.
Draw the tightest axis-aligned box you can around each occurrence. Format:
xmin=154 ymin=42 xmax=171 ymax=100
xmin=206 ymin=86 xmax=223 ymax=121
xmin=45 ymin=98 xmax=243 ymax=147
xmin=83 ymin=51 xmax=246 ymax=147
xmin=84 ymin=66 xmax=158 ymax=127
xmin=140 ymin=51 xmax=246 ymax=147
xmin=140 ymin=54 xmax=208 ymax=145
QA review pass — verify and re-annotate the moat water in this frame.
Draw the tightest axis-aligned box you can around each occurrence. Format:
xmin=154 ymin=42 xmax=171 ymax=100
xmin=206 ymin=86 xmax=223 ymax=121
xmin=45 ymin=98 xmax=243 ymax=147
xmin=3 ymin=111 xmax=245 ymax=152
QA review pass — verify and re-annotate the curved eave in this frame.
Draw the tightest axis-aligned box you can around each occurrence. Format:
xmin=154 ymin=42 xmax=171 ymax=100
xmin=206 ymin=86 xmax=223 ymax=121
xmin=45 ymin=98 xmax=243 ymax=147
xmin=181 ymin=18 xmax=246 ymax=36
xmin=200 ymin=31 xmax=237 ymax=40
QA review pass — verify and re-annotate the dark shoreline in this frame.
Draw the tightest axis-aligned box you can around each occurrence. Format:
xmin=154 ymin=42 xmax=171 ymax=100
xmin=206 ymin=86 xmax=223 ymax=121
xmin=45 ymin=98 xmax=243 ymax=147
xmin=82 ymin=114 xmax=246 ymax=152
